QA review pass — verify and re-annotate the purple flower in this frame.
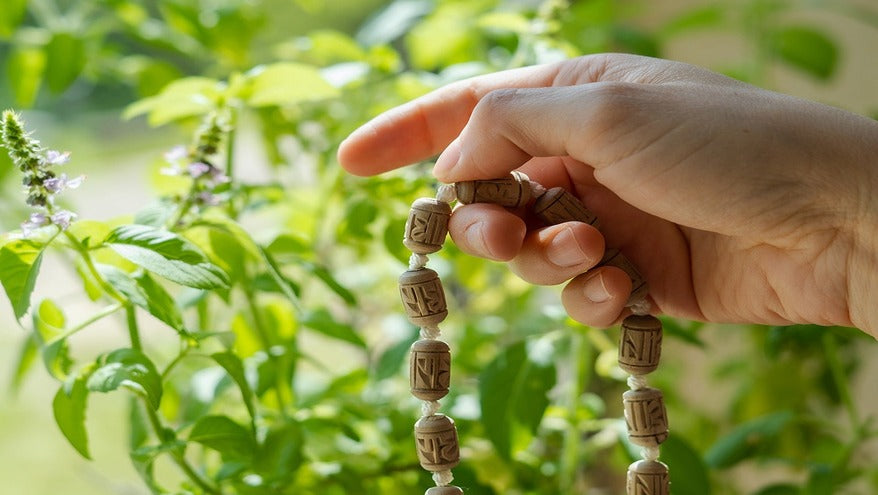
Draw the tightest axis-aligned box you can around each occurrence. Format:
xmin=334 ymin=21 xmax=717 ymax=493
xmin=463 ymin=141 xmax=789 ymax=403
xmin=20 ymin=212 xmax=48 ymax=236
xmin=50 ymin=210 xmax=77 ymax=230
xmin=43 ymin=173 xmax=85 ymax=194
xmin=164 ymin=145 xmax=188 ymax=163
xmin=45 ymin=150 xmax=71 ymax=165
xmin=187 ymin=162 xmax=212 ymax=178
xmin=196 ymin=191 xmax=221 ymax=206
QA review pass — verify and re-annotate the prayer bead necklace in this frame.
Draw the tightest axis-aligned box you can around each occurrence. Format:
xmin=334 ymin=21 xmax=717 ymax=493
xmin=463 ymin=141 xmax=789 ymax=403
xmin=400 ymin=173 xmax=670 ymax=495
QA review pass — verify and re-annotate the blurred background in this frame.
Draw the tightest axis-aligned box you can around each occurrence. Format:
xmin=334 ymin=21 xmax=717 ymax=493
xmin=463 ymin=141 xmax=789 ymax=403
xmin=1 ymin=1 xmax=877 ymax=494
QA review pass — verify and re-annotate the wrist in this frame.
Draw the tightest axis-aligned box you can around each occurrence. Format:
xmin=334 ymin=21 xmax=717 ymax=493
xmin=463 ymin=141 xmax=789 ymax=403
xmin=843 ymin=118 xmax=878 ymax=338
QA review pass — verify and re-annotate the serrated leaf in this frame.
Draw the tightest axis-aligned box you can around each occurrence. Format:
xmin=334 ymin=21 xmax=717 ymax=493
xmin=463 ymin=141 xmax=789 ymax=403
xmin=705 ymin=411 xmax=795 ymax=468
xmin=661 ymin=434 xmax=711 ymax=495
xmin=770 ymin=26 xmax=838 ymax=80
xmin=87 ymin=348 xmax=163 ymax=410
xmin=212 ymin=352 xmax=257 ymax=423
xmin=45 ymin=31 xmax=86 ymax=93
xmin=189 ymin=415 xmax=255 ymax=461
xmin=106 ymin=225 xmax=229 ymax=289
xmin=99 ymin=264 xmax=185 ymax=333
xmin=0 ymin=239 xmax=46 ymax=319
xmin=479 ymin=339 xmax=557 ymax=459
xmin=246 ymin=62 xmax=339 ymax=107
xmin=53 ymin=375 xmax=91 ymax=459
xmin=302 ymin=308 xmax=365 ymax=348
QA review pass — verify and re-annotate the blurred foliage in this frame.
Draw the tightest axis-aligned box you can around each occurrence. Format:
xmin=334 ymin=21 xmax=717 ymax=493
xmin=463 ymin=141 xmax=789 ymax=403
xmin=1 ymin=0 xmax=877 ymax=494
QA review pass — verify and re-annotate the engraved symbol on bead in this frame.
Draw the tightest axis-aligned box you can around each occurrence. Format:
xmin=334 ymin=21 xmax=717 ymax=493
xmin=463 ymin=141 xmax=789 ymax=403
xmin=623 ymin=387 xmax=669 ymax=447
xmin=404 ymin=198 xmax=451 ymax=254
xmin=414 ymin=414 xmax=460 ymax=471
xmin=399 ymin=269 xmax=448 ymax=326
xmin=619 ymin=315 xmax=663 ymax=375
xmin=626 ymin=460 xmax=670 ymax=495
xmin=410 ymin=340 xmax=451 ymax=400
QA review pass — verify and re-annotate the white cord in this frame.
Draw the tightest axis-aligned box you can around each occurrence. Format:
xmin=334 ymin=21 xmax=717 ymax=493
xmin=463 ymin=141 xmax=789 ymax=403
xmin=420 ymin=325 xmax=441 ymax=340
xmin=529 ymin=181 xmax=546 ymax=198
xmin=436 ymin=184 xmax=456 ymax=204
xmin=409 ymin=253 xmax=429 ymax=270
xmin=421 ymin=400 xmax=441 ymax=417
xmin=627 ymin=375 xmax=649 ymax=391
xmin=641 ymin=446 xmax=661 ymax=462
xmin=433 ymin=470 xmax=454 ymax=487
xmin=628 ymin=297 xmax=651 ymax=315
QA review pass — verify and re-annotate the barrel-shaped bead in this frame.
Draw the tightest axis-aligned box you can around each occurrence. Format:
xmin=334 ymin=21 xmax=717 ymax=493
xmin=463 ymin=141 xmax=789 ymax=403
xmin=618 ymin=315 xmax=663 ymax=375
xmin=454 ymin=171 xmax=531 ymax=208
xmin=426 ymin=487 xmax=464 ymax=495
xmin=596 ymin=249 xmax=649 ymax=305
xmin=533 ymin=186 xmax=599 ymax=227
xmin=626 ymin=460 xmax=669 ymax=495
xmin=399 ymin=269 xmax=448 ymax=326
xmin=404 ymin=198 xmax=452 ymax=254
xmin=623 ymin=387 xmax=669 ymax=447
xmin=410 ymin=339 xmax=451 ymax=400
xmin=414 ymin=414 xmax=460 ymax=472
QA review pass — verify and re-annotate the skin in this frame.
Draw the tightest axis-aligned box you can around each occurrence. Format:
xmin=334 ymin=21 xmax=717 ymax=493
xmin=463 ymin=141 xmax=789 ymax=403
xmin=337 ymin=54 xmax=878 ymax=338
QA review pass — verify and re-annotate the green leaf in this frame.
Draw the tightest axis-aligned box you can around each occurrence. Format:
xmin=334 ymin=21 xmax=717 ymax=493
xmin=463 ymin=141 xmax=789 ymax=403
xmin=131 ymin=441 xmax=183 ymax=494
xmin=189 ymin=415 xmax=255 ymax=461
xmin=705 ymin=411 xmax=795 ymax=468
xmin=254 ymin=422 xmax=304 ymax=478
xmin=8 ymin=46 xmax=46 ymax=107
xmin=770 ymin=26 xmax=838 ymax=80
xmin=53 ymin=374 xmax=91 ymax=459
xmin=10 ymin=334 xmax=38 ymax=392
xmin=106 ymin=225 xmax=230 ymax=289
xmin=123 ymin=76 xmax=225 ymax=125
xmin=0 ymin=239 xmax=46 ymax=319
xmin=45 ymin=31 xmax=86 ymax=93
xmin=302 ymin=308 xmax=365 ymax=348
xmin=212 ymin=352 xmax=257 ymax=423
xmin=246 ymin=62 xmax=340 ymax=107
xmin=755 ymin=484 xmax=801 ymax=495
xmin=87 ymin=348 xmax=163 ymax=410
xmin=660 ymin=6 xmax=724 ymax=36
xmin=0 ymin=0 xmax=25 ymax=38
xmin=99 ymin=264 xmax=185 ymax=333
xmin=33 ymin=299 xmax=72 ymax=380
xmin=374 ymin=327 xmax=418 ymax=381
xmin=479 ymin=338 xmax=557 ymax=459
xmin=661 ymin=434 xmax=711 ymax=495
xmin=302 ymin=262 xmax=357 ymax=306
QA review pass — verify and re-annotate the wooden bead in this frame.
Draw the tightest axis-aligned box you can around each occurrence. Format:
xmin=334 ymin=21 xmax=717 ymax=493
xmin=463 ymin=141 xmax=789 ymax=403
xmin=426 ymin=487 xmax=464 ymax=495
xmin=532 ymin=186 xmax=599 ymax=227
xmin=627 ymin=460 xmax=669 ymax=495
xmin=399 ymin=269 xmax=448 ymax=326
xmin=596 ymin=249 xmax=648 ymax=305
xmin=623 ymin=387 xmax=669 ymax=447
xmin=454 ymin=171 xmax=531 ymax=208
xmin=618 ymin=315 xmax=663 ymax=375
xmin=414 ymin=414 xmax=460 ymax=471
xmin=404 ymin=198 xmax=452 ymax=254
xmin=410 ymin=339 xmax=451 ymax=400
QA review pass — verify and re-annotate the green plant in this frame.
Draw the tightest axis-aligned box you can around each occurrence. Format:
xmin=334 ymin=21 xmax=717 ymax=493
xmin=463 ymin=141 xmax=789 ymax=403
xmin=1 ymin=1 xmax=877 ymax=494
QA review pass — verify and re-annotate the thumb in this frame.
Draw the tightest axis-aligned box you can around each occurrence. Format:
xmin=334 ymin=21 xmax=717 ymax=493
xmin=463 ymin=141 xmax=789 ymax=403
xmin=432 ymin=82 xmax=649 ymax=182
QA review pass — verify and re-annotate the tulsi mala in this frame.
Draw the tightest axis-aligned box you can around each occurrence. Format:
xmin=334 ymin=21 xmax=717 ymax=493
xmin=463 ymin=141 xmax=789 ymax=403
xmin=399 ymin=172 xmax=670 ymax=495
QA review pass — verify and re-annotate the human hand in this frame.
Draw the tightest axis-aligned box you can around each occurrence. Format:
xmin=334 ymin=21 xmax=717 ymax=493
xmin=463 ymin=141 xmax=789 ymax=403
xmin=338 ymin=53 xmax=878 ymax=337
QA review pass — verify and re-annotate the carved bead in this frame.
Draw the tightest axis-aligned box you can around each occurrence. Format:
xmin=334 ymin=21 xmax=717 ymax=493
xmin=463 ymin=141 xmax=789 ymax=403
xmin=626 ymin=460 xmax=669 ymax=495
xmin=596 ymin=249 xmax=649 ymax=305
xmin=399 ymin=269 xmax=448 ymax=326
xmin=410 ymin=339 xmax=451 ymax=400
xmin=532 ymin=186 xmax=599 ymax=227
xmin=454 ymin=171 xmax=531 ymax=208
xmin=414 ymin=414 xmax=460 ymax=471
xmin=623 ymin=387 xmax=669 ymax=447
xmin=618 ymin=315 xmax=663 ymax=375
xmin=404 ymin=198 xmax=452 ymax=254
xmin=426 ymin=487 xmax=464 ymax=495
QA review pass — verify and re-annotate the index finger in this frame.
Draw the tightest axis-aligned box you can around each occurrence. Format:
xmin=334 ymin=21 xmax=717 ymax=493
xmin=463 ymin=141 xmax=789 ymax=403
xmin=337 ymin=60 xmax=575 ymax=176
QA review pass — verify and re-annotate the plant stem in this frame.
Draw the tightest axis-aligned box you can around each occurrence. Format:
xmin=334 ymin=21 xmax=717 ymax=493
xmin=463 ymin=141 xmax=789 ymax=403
xmin=822 ymin=332 xmax=860 ymax=431
xmin=243 ymin=287 xmax=292 ymax=416
xmin=62 ymin=229 xmax=127 ymax=305
xmin=127 ymin=305 xmax=143 ymax=351
xmin=47 ymin=303 xmax=124 ymax=344
xmin=141 ymin=400 xmax=222 ymax=495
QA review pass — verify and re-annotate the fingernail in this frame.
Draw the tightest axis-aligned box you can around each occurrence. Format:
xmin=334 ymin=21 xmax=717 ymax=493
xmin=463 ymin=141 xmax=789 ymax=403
xmin=433 ymin=139 xmax=461 ymax=180
xmin=583 ymin=271 xmax=611 ymax=303
xmin=546 ymin=227 xmax=586 ymax=267
xmin=463 ymin=221 xmax=494 ymax=258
